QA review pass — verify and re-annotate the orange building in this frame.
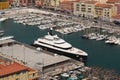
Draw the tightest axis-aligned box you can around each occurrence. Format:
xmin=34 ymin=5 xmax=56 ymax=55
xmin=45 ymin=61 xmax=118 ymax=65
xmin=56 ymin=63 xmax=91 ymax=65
xmin=106 ymin=0 xmax=120 ymax=15
xmin=106 ymin=0 xmax=119 ymax=4
xmin=0 ymin=59 xmax=39 ymax=80
xmin=60 ymin=0 xmax=78 ymax=14
xmin=95 ymin=3 xmax=117 ymax=20
xmin=111 ymin=15 xmax=120 ymax=22
xmin=35 ymin=0 xmax=44 ymax=7
xmin=19 ymin=0 xmax=28 ymax=6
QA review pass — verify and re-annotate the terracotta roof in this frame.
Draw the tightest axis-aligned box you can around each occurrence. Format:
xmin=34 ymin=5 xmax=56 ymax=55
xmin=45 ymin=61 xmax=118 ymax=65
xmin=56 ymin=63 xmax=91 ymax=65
xmin=85 ymin=0 xmax=98 ymax=4
xmin=61 ymin=1 xmax=73 ymax=4
xmin=95 ymin=3 xmax=113 ymax=8
xmin=112 ymin=15 xmax=120 ymax=19
xmin=0 ymin=61 xmax=34 ymax=77
xmin=60 ymin=0 xmax=80 ymax=2
xmin=106 ymin=0 xmax=119 ymax=3
xmin=60 ymin=0 xmax=80 ymax=4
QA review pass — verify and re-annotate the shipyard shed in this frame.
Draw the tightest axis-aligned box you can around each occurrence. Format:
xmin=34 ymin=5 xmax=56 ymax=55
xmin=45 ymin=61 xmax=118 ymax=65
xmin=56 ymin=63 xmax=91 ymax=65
xmin=0 ymin=38 xmax=70 ymax=68
xmin=0 ymin=38 xmax=84 ymax=77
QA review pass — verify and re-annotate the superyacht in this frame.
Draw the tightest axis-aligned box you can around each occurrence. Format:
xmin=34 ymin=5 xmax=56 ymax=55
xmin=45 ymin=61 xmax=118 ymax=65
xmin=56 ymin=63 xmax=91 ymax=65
xmin=34 ymin=28 xmax=88 ymax=62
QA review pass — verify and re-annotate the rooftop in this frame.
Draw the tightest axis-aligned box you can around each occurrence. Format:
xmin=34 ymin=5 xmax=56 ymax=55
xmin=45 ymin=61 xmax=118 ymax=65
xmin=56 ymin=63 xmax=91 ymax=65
xmin=112 ymin=15 xmax=120 ymax=19
xmin=95 ymin=3 xmax=113 ymax=8
xmin=0 ymin=60 xmax=30 ymax=77
xmin=106 ymin=0 xmax=119 ymax=3
xmin=85 ymin=0 xmax=98 ymax=4
xmin=60 ymin=0 xmax=80 ymax=4
xmin=0 ymin=39 xmax=70 ymax=69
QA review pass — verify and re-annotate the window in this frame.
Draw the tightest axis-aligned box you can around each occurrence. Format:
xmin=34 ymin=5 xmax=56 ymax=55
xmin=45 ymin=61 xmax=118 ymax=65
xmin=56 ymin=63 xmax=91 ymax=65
xmin=81 ymin=4 xmax=86 ymax=12
xmin=88 ymin=8 xmax=91 ymax=13
xmin=16 ymin=78 xmax=20 ymax=80
xmin=81 ymin=8 xmax=86 ymax=12
xmin=33 ymin=73 xmax=35 ymax=77
xmin=76 ymin=4 xmax=79 ymax=11
xmin=81 ymin=4 xmax=85 ymax=7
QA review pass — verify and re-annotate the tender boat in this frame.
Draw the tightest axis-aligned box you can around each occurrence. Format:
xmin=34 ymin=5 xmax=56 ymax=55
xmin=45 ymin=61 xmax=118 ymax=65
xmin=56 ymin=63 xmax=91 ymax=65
xmin=0 ymin=17 xmax=8 ymax=22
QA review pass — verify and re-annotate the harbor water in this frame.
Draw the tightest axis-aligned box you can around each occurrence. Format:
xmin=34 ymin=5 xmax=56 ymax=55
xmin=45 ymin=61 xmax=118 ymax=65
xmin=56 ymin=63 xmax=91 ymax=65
xmin=1 ymin=19 xmax=120 ymax=74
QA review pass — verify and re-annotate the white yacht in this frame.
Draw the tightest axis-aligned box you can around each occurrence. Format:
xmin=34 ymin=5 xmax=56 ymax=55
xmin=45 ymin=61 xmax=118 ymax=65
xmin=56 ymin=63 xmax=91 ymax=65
xmin=0 ymin=30 xmax=4 ymax=37
xmin=0 ymin=17 xmax=8 ymax=22
xmin=0 ymin=36 xmax=14 ymax=41
xmin=34 ymin=28 xmax=88 ymax=62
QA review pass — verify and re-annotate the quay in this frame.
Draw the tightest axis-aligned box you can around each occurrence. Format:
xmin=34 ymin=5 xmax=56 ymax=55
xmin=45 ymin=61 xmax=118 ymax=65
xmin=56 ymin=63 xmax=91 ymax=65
xmin=0 ymin=38 xmax=85 ymax=80
xmin=0 ymin=39 xmax=119 ymax=80
xmin=4 ymin=8 xmax=120 ymax=35
xmin=1 ymin=8 xmax=120 ymax=35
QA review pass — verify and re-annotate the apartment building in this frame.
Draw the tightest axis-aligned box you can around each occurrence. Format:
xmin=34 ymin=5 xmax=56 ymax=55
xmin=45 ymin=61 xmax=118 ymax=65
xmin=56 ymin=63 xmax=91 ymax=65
xmin=73 ymin=0 xmax=97 ymax=18
xmin=106 ymin=0 xmax=120 ymax=15
xmin=60 ymin=0 xmax=74 ymax=14
xmin=94 ymin=3 xmax=117 ymax=21
xmin=35 ymin=0 xmax=44 ymax=7
xmin=0 ymin=57 xmax=39 ymax=80
xmin=42 ymin=0 xmax=60 ymax=8
xmin=19 ymin=0 xmax=28 ymax=6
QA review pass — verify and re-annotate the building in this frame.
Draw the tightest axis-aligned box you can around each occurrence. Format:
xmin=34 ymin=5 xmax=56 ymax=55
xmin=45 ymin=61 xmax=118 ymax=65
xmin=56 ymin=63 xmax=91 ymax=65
xmin=0 ymin=37 xmax=85 ymax=79
xmin=35 ymin=0 xmax=44 ymax=7
xmin=43 ymin=0 xmax=60 ymax=9
xmin=73 ymin=0 xmax=97 ymax=18
xmin=60 ymin=0 xmax=75 ymax=14
xmin=111 ymin=15 xmax=120 ymax=22
xmin=50 ymin=0 xmax=60 ymax=7
xmin=0 ymin=56 xmax=39 ymax=80
xmin=94 ymin=3 xmax=117 ymax=21
xmin=0 ymin=1 xmax=9 ymax=10
xmin=19 ymin=0 xmax=28 ymax=6
xmin=19 ymin=0 xmax=35 ymax=7
xmin=115 ymin=2 xmax=120 ymax=15
xmin=10 ymin=0 xmax=20 ymax=7
xmin=106 ymin=0 xmax=120 ymax=15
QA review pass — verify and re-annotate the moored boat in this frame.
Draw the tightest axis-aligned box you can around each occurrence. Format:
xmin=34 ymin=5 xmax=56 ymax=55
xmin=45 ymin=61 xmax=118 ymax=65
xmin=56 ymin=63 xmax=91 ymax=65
xmin=0 ymin=17 xmax=8 ymax=22
xmin=33 ymin=28 xmax=88 ymax=62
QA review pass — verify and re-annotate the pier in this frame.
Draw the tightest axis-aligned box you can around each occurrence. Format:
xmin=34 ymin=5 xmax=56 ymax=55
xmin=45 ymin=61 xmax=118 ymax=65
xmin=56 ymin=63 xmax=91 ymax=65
xmin=0 ymin=38 xmax=85 ymax=80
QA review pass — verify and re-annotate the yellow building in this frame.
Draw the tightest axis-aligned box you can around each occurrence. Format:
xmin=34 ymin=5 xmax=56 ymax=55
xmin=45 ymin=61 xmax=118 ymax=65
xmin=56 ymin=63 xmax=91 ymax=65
xmin=73 ymin=0 xmax=117 ymax=21
xmin=73 ymin=1 xmax=97 ymax=18
xmin=43 ymin=0 xmax=60 ymax=8
xmin=95 ymin=3 xmax=117 ymax=20
xmin=0 ymin=60 xmax=39 ymax=80
xmin=50 ymin=0 xmax=60 ymax=7
xmin=0 ymin=1 xmax=9 ymax=10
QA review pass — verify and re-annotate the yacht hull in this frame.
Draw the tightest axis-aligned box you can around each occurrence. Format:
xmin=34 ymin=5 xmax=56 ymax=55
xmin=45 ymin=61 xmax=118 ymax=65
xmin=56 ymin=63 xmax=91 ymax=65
xmin=33 ymin=44 xmax=87 ymax=62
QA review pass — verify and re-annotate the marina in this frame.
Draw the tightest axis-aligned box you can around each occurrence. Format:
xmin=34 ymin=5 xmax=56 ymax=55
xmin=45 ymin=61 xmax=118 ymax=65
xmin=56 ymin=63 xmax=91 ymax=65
xmin=2 ymin=18 xmax=120 ymax=74
xmin=1 ymin=8 xmax=120 ymax=77
xmin=0 ymin=37 xmax=86 ymax=80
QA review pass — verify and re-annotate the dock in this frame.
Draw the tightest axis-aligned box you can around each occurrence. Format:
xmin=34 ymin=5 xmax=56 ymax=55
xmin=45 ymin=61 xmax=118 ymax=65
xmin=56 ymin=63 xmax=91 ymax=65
xmin=0 ymin=38 xmax=85 ymax=79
